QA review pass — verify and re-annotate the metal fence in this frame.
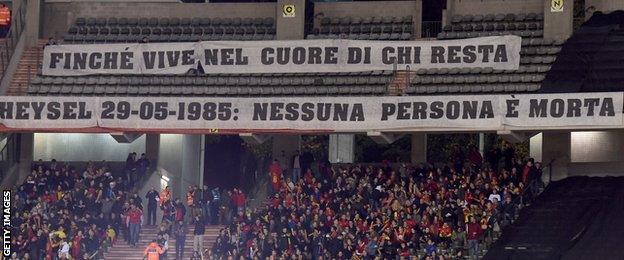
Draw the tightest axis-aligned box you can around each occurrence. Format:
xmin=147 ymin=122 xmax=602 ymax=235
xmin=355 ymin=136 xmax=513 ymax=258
xmin=421 ymin=21 xmax=442 ymax=39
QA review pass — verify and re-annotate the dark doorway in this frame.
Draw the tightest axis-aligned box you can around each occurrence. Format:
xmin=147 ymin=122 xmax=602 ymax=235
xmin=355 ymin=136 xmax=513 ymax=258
xmin=203 ymin=135 xmax=256 ymax=190
xmin=421 ymin=0 xmax=445 ymax=38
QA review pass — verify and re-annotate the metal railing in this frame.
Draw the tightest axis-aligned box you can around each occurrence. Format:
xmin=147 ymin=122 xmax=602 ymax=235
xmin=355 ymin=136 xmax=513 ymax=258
xmin=421 ymin=21 xmax=442 ymax=38
xmin=0 ymin=0 xmax=27 ymax=83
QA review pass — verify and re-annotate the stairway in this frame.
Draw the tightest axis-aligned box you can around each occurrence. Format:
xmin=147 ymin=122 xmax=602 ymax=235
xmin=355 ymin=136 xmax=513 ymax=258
xmin=103 ymin=225 xmax=222 ymax=260
xmin=7 ymin=39 xmax=46 ymax=95
xmin=387 ymin=70 xmax=414 ymax=96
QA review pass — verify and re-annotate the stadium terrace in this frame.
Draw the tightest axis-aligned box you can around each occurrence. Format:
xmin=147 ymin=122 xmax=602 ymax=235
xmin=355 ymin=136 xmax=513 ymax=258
xmin=6 ymin=1 xmax=624 ymax=260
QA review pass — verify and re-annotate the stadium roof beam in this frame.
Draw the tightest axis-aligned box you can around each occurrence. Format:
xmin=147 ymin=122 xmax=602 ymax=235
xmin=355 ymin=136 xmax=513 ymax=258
xmin=366 ymin=131 xmax=406 ymax=145
xmin=497 ymin=130 xmax=537 ymax=144
xmin=109 ymin=132 xmax=144 ymax=143
xmin=239 ymin=133 xmax=270 ymax=145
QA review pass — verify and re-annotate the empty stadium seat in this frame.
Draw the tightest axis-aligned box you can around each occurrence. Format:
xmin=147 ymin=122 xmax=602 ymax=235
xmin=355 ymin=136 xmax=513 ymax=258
xmin=63 ymin=16 xmax=277 ymax=44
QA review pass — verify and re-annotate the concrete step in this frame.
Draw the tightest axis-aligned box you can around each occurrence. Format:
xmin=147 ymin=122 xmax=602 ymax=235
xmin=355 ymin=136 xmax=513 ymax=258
xmin=104 ymin=225 xmax=222 ymax=260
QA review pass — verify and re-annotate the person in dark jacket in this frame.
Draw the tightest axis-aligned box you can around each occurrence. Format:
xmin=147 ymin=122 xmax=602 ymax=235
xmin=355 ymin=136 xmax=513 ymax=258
xmin=145 ymin=188 xmax=159 ymax=226
xmin=136 ymin=153 xmax=150 ymax=179
xmin=174 ymin=221 xmax=186 ymax=260
xmin=193 ymin=215 xmax=205 ymax=256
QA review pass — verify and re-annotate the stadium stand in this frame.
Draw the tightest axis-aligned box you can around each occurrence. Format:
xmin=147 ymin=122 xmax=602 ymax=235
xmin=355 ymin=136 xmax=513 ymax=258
xmin=63 ymin=17 xmax=276 ymax=43
xmin=12 ymin=159 xmax=223 ymax=260
xmin=207 ymin=154 xmax=540 ymax=259
xmin=27 ymin=71 xmax=392 ymax=96
xmin=485 ymin=176 xmax=624 ymax=260
xmin=406 ymin=12 xmax=562 ymax=95
xmin=13 ymin=14 xmax=397 ymax=97
xmin=307 ymin=16 xmax=414 ymax=40
xmin=541 ymin=10 xmax=624 ymax=93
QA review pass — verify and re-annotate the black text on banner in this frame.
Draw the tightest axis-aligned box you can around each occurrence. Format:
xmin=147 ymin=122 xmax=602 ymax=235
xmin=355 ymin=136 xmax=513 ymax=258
xmin=0 ymin=93 xmax=620 ymax=132
xmin=41 ymin=36 xmax=522 ymax=76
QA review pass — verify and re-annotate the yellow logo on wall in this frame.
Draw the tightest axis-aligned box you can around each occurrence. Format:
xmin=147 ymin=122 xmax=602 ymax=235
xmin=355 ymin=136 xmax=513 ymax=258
xmin=551 ymin=0 xmax=563 ymax=12
xmin=282 ymin=4 xmax=296 ymax=18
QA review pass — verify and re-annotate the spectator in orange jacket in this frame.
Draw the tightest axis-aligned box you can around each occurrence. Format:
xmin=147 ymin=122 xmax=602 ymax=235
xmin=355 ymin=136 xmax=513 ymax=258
xmin=144 ymin=240 xmax=164 ymax=260
xmin=159 ymin=186 xmax=171 ymax=208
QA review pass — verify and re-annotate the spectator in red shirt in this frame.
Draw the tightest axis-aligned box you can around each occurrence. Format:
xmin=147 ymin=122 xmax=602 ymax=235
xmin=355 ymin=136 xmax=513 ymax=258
xmin=126 ymin=204 xmax=143 ymax=247
xmin=232 ymin=188 xmax=246 ymax=214
xmin=466 ymin=216 xmax=482 ymax=259
xmin=268 ymin=159 xmax=283 ymax=193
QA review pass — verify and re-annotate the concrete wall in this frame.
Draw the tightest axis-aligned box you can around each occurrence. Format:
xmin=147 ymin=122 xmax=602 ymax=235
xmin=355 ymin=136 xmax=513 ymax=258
xmin=449 ymin=0 xmax=543 ymax=16
xmin=568 ymin=162 xmax=624 ymax=177
xmin=40 ymin=2 xmax=276 ymax=38
xmin=531 ymin=131 xmax=624 ymax=179
xmin=542 ymin=131 xmax=570 ymax=181
xmin=529 ymin=132 xmax=543 ymax=163
xmin=156 ymin=134 xmax=201 ymax=200
xmin=571 ymin=131 xmax=624 ymax=163
xmin=543 ymin=0 xmax=573 ymax=41
xmin=276 ymin=0 xmax=305 ymax=40
xmin=33 ymin=133 xmax=146 ymax=161
xmin=411 ymin=133 xmax=427 ymax=163
xmin=329 ymin=134 xmax=354 ymax=164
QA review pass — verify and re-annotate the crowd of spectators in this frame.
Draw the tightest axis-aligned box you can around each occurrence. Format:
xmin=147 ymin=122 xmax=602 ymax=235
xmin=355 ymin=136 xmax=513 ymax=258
xmin=208 ymin=143 xmax=543 ymax=259
xmin=10 ymin=153 xmax=149 ymax=260
xmin=9 ymin=142 xmax=543 ymax=260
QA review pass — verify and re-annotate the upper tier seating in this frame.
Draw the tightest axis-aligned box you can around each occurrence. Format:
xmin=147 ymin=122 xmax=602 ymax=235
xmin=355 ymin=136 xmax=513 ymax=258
xmin=63 ymin=17 xmax=277 ymax=44
xmin=27 ymin=71 xmax=392 ymax=96
xmin=307 ymin=16 xmax=414 ymax=40
xmin=437 ymin=13 xmax=545 ymax=39
xmin=406 ymin=12 xmax=559 ymax=94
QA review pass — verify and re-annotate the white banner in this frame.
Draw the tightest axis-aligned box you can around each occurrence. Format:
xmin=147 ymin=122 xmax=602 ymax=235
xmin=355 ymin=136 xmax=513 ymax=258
xmin=42 ymin=36 xmax=522 ymax=76
xmin=0 ymin=93 xmax=620 ymax=133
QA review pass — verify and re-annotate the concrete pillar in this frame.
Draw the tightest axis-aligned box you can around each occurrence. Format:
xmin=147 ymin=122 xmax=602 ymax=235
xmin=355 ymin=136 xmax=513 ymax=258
xmin=413 ymin=0 xmax=423 ymax=39
xmin=271 ymin=135 xmax=300 ymax=174
xmin=478 ymin=133 xmax=485 ymax=156
xmin=410 ymin=133 xmax=427 ymax=164
xmin=276 ymin=0 xmax=305 ymax=40
xmin=442 ymin=0 xmax=455 ymax=26
xmin=24 ymin=0 xmax=41 ymax=47
xmin=19 ymin=133 xmax=33 ymax=162
xmin=329 ymin=134 xmax=354 ymax=163
xmin=18 ymin=133 xmax=34 ymax=181
xmin=530 ymin=132 xmax=543 ymax=162
xmin=180 ymin=135 xmax=202 ymax=198
xmin=542 ymin=132 xmax=570 ymax=181
xmin=543 ymin=0 xmax=574 ymax=41
xmin=145 ymin=134 xmax=160 ymax=167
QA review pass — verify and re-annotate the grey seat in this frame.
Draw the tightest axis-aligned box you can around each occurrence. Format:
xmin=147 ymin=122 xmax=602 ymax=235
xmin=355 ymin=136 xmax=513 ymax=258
xmin=148 ymin=17 xmax=158 ymax=27
xmin=451 ymin=15 xmax=462 ymax=24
